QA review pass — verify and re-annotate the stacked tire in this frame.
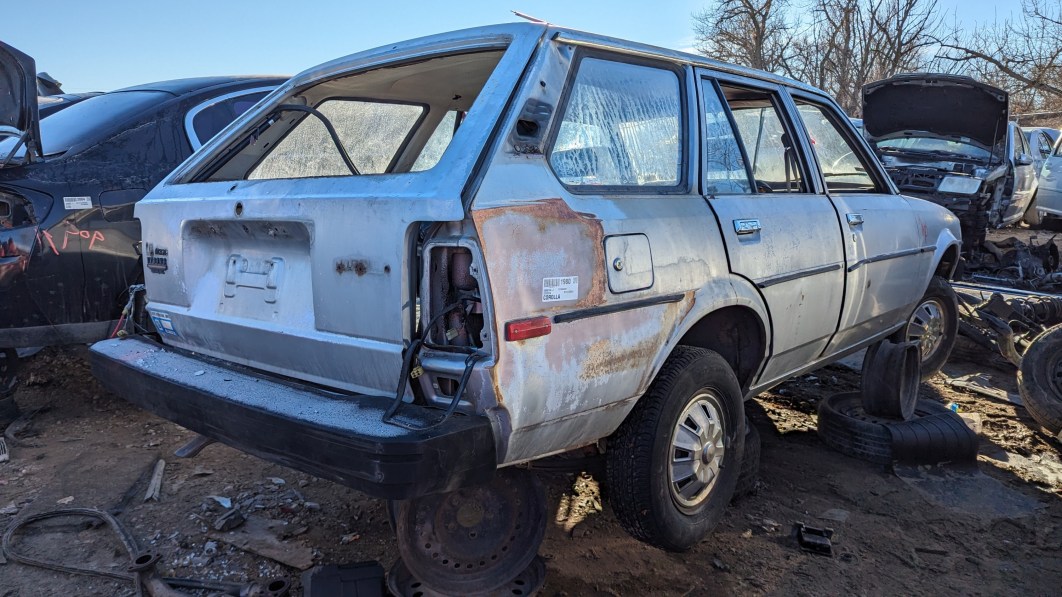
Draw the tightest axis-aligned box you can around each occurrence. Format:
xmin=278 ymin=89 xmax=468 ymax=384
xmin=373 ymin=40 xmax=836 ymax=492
xmin=817 ymin=340 xmax=979 ymax=466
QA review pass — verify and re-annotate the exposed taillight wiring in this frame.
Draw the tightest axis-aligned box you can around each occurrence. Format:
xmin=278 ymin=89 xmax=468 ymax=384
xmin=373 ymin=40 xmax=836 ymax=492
xmin=383 ymin=297 xmax=486 ymax=431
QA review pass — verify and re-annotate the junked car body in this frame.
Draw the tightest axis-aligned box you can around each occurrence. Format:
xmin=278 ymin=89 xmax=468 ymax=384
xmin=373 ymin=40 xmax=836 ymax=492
xmin=1022 ymin=126 xmax=1062 ymax=227
xmin=862 ymin=74 xmax=1036 ymax=249
xmin=0 ymin=41 xmax=283 ymax=363
xmin=1031 ymin=137 xmax=1062 ymax=227
xmin=90 ymin=24 xmax=962 ymax=551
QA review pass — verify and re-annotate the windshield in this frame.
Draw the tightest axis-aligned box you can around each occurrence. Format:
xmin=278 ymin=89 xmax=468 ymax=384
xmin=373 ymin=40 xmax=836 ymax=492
xmin=875 ymin=136 xmax=991 ymax=160
xmin=0 ymin=90 xmax=169 ymax=159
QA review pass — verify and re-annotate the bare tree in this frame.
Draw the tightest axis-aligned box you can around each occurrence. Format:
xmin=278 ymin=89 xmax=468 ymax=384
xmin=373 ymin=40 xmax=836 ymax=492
xmin=937 ymin=0 xmax=1062 ymax=116
xmin=694 ymin=0 xmax=944 ymax=114
xmin=692 ymin=0 xmax=794 ymax=73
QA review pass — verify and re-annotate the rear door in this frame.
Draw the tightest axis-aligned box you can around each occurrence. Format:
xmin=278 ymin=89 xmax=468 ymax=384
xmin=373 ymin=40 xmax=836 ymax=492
xmin=789 ymin=95 xmax=928 ymax=354
xmin=697 ymin=72 xmax=845 ymax=383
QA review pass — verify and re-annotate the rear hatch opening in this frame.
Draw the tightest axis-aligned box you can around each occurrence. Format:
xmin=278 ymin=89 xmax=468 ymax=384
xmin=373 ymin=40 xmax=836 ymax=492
xmin=132 ymin=29 xmax=539 ymax=419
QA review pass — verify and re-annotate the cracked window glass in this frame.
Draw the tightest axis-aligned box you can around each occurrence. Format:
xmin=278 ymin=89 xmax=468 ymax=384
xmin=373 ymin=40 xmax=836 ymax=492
xmin=795 ymin=102 xmax=878 ymax=192
xmin=550 ymin=58 xmax=682 ymax=187
xmin=701 ymin=81 xmax=752 ymax=194
xmin=722 ymin=86 xmax=806 ymax=193
xmin=412 ymin=110 xmax=459 ymax=172
xmin=250 ymin=100 xmax=423 ymax=179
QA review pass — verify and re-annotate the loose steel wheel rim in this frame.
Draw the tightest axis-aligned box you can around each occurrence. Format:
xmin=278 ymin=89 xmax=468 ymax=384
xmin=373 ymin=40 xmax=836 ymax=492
xmin=394 ymin=468 xmax=546 ymax=594
xmin=669 ymin=392 xmax=727 ymax=510
xmin=906 ymin=299 xmax=946 ymax=361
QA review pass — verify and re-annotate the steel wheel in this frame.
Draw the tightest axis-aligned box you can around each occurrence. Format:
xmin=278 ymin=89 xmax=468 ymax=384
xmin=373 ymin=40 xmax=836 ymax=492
xmin=906 ymin=298 xmax=946 ymax=362
xmin=1050 ymin=350 xmax=1062 ymax=398
xmin=669 ymin=392 xmax=727 ymax=510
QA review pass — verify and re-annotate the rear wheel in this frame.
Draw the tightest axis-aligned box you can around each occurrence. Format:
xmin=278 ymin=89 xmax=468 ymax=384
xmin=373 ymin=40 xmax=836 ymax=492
xmin=891 ymin=276 xmax=958 ymax=380
xmin=606 ymin=346 xmax=744 ymax=552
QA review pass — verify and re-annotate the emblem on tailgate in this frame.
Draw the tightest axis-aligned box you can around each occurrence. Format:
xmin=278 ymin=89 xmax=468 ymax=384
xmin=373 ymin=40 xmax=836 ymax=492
xmin=145 ymin=242 xmax=169 ymax=274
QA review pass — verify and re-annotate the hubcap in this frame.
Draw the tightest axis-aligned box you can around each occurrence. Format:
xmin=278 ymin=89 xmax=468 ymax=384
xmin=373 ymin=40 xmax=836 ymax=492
xmin=669 ymin=392 xmax=726 ymax=509
xmin=906 ymin=299 xmax=946 ymax=361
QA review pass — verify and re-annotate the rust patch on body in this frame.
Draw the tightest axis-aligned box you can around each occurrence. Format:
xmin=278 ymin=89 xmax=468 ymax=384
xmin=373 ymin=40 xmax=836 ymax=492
xmin=335 ymin=259 xmax=369 ymax=276
xmin=580 ymin=337 xmax=659 ymax=381
xmin=471 ymin=198 xmax=607 ymax=312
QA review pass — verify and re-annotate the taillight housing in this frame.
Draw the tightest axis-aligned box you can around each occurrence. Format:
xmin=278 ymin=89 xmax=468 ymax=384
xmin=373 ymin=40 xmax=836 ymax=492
xmin=505 ymin=316 xmax=551 ymax=341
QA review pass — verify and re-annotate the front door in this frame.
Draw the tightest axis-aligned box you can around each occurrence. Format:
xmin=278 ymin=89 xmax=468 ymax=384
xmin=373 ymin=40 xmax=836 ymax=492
xmin=696 ymin=73 xmax=845 ymax=383
xmin=789 ymin=97 xmax=929 ymax=354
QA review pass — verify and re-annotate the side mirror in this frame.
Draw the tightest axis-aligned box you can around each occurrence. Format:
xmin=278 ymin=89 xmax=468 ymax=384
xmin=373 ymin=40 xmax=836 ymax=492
xmin=1017 ymin=153 xmax=1035 ymax=167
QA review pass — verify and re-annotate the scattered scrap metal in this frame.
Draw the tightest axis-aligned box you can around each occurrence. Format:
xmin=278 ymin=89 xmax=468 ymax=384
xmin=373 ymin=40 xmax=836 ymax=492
xmin=1 ymin=507 xmax=290 ymax=597
xmin=962 ymin=235 xmax=1060 ymax=291
xmin=948 ymin=231 xmax=1062 ymax=440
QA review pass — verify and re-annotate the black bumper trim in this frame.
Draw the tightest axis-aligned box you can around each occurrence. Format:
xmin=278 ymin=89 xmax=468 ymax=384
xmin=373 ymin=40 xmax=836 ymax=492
xmin=89 ymin=336 xmax=496 ymax=500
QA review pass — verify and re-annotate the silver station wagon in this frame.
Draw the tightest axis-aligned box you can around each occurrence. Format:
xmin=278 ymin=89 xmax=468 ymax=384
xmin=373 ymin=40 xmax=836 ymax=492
xmin=91 ymin=23 xmax=962 ymax=564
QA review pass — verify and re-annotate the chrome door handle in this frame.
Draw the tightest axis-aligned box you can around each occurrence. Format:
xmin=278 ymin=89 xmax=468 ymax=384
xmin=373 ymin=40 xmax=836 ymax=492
xmin=734 ymin=219 xmax=762 ymax=235
xmin=846 ymin=213 xmax=864 ymax=226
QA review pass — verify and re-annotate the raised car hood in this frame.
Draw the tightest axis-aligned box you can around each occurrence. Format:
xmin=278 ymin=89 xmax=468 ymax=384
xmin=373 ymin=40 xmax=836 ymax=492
xmin=862 ymin=73 xmax=1008 ymax=149
xmin=0 ymin=41 xmax=41 ymax=164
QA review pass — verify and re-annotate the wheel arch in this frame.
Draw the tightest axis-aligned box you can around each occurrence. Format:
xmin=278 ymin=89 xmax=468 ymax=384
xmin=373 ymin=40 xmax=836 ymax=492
xmin=672 ymin=305 xmax=767 ymax=394
xmin=934 ymin=242 xmax=961 ymax=280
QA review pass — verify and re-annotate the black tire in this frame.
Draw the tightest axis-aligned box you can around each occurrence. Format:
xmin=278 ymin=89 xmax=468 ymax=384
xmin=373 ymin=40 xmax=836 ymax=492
xmin=1023 ymin=193 xmax=1044 ymax=227
xmin=891 ymin=276 xmax=958 ymax=380
xmin=1 ymin=348 xmax=18 ymax=398
xmin=817 ymin=392 xmax=978 ymax=466
xmin=606 ymin=346 xmax=744 ymax=552
xmin=1017 ymin=325 xmax=1062 ymax=437
xmin=0 ymin=395 xmax=19 ymax=429
xmin=732 ymin=420 xmax=760 ymax=501
xmin=860 ymin=341 xmax=920 ymax=420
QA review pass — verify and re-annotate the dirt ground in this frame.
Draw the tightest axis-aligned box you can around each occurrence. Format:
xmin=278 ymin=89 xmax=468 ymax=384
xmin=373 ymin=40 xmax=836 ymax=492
xmin=0 ymin=335 xmax=1059 ymax=597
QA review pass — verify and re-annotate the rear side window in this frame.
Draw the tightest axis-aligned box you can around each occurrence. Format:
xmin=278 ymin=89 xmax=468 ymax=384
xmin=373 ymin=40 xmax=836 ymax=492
xmin=411 ymin=110 xmax=460 ymax=172
xmin=549 ymin=57 xmax=683 ymax=188
xmin=795 ymin=102 xmax=879 ymax=193
xmin=189 ymin=90 xmax=271 ymax=149
xmin=250 ymin=100 xmax=424 ymax=179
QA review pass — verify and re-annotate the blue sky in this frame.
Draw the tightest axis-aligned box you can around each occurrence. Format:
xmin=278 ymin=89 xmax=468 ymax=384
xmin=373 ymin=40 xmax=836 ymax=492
xmin=3 ymin=0 xmax=1015 ymax=92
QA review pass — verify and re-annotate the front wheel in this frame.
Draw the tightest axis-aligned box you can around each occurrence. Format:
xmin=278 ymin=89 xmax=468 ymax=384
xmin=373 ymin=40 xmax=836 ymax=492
xmin=1023 ymin=193 xmax=1044 ymax=227
xmin=606 ymin=346 xmax=744 ymax=552
xmin=891 ymin=276 xmax=958 ymax=380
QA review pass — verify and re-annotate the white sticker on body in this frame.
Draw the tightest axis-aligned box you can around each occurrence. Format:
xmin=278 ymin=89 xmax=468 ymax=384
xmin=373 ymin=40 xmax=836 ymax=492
xmin=542 ymin=276 xmax=578 ymax=302
xmin=63 ymin=196 xmax=92 ymax=210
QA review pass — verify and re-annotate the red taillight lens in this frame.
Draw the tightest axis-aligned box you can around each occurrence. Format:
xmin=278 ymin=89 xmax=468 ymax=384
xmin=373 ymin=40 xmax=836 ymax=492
xmin=505 ymin=316 xmax=552 ymax=341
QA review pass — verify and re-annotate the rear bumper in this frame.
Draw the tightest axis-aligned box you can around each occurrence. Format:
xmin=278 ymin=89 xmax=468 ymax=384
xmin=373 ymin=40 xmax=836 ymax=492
xmin=89 ymin=336 xmax=496 ymax=500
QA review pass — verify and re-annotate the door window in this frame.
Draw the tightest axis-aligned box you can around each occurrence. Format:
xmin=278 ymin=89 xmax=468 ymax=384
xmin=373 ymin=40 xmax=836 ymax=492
xmin=1036 ymin=132 xmax=1053 ymax=159
xmin=795 ymin=102 xmax=879 ymax=193
xmin=700 ymin=80 xmax=752 ymax=194
xmin=718 ymin=84 xmax=806 ymax=193
xmin=549 ymin=57 xmax=683 ymax=188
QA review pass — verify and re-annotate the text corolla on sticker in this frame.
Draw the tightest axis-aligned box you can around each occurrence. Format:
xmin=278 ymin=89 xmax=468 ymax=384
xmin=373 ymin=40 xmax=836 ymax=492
xmin=542 ymin=276 xmax=578 ymax=302
xmin=63 ymin=196 xmax=92 ymax=210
